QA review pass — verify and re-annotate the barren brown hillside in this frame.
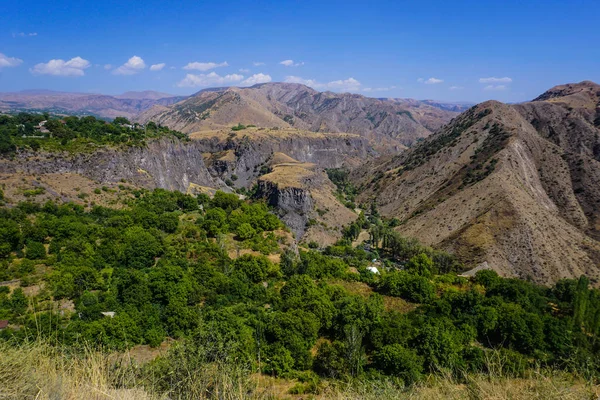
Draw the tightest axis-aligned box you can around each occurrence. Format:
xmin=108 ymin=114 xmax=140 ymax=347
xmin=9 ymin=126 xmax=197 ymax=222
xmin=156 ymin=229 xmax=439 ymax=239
xmin=136 ymin=83 xmax=460 ymax=150
xmin=353 ymin=81 xmax=600 ymax=284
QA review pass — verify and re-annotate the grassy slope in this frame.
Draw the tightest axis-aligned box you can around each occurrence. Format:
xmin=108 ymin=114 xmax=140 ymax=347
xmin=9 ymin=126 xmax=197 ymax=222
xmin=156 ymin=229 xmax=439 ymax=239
xmin=1 ymin=340 xmax=597 ymax=400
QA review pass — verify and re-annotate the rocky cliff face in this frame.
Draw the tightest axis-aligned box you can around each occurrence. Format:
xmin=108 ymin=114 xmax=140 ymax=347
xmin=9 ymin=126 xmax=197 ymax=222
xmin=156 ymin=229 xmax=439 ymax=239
xmin=256 ymin=180 xmax=314 ymax=239
xmin=192 ymin=128 xmax=375 ymax=188
xmin=255 ymin=159 xmax=358 ymax=242
xmin=0 ymin=138 xmax=223 ymax=192
xmin=0 ymin=131 xmax=361 ymax=242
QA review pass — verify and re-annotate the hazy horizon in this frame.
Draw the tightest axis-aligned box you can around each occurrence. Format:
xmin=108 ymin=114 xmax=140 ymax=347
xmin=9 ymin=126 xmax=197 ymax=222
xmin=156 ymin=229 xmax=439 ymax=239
xmin=1 ymin=0 xmax=599 ymax=103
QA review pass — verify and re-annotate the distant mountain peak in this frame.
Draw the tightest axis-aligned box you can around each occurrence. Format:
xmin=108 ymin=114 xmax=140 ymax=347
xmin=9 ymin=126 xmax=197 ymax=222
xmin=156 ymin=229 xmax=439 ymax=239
xmin=115 ymin=90 xmax=176 ymax=100
xmin=533 ymin=80 xmax=600 ymax=102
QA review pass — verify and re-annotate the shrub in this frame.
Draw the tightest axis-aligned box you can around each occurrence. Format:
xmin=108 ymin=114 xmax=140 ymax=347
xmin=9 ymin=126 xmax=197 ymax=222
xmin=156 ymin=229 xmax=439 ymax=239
xmin=379 ymin=271 xmax=435 ymax=303
xmin=236 ymin=223 xmax=256 ymax=240
xmin=25 ymin=241 xmax=46 ymax=260
xmin=233 ymin=254 xmax=278 ymax=283
xmin=374 ymin=344 xmax=423 ymax=384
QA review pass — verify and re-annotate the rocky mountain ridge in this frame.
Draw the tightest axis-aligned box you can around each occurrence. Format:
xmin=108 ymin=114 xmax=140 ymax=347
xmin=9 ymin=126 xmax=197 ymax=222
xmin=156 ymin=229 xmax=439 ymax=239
xmin=136 ymin=83 xmax=461 ymax=150
xmin=0 ymin=90 xmax=186 ymax=119
xmin=352 ymin=81 xmax=600 ymax=284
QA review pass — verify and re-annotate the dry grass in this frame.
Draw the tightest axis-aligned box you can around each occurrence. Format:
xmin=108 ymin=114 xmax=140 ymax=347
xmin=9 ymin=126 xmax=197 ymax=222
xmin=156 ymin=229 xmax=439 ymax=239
xmin=1 ymin=340 xmax=598 ymax=400
xmin=0 ymin=172 xmax=136 ymax=208
xmin=0 ymin=341 xmax=154 ymax=400
xmin=189 ymin=127 xmax=361 ymax=141
xmin=270 ymin=152 xmax=300 ymax=165
xmin=259 ymin=163 xmax=317 ymax=188
xmin=323 ymin=370 xmax=599 ymax=400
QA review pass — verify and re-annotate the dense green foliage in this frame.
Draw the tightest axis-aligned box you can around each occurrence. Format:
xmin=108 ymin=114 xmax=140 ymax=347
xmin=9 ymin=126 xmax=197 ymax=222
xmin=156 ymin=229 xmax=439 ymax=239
xmin=0 ymin=112 xmax=187 ymax=154
xmin=0 ymin=187 xmax=599 ymax=388
xmin=326 ymin=168 xmax=358 ymax=209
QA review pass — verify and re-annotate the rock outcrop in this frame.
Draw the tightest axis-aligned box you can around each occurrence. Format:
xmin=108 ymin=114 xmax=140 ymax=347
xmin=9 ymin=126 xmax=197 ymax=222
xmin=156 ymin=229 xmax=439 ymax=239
xmin=192 ymin=128 xmax=374 ymax=187
xmin=255 ymin=158 xmax=357 ymax=243
xmin=256 ymin=180 xmax=314 ymax=239
xmin=0 ymin=138 xmax=223 ymax=192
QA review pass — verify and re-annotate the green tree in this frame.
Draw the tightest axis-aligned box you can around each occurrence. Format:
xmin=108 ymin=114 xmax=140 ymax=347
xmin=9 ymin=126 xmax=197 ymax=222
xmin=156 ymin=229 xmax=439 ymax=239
xmin=405 ymin=253 xmax=434 ymax=277
xmin=379 ymin=271 xmax=435 ymax=303
xmin=374 ymin=344 xmax=423 ymax=384
xmin=233 ymin=254 xmax=278 ymax=283
xmin=236 ymin=223 xmax=256 ymax=240
xmin=113 ymin=117 xmax=131 ymax=125
xmin=413 ymin=319 xmax=465 ymax=371
xmin=158 ymin=212 xmax=179 ymax=233
xmin=344 ymin=324 xmax=366 ymax=377
xmin=211 ymin=191 xmax=241 ymax=211
xmin=10 ymin=288 xmax=28 ymax=315
xmin=314 ymin=341 xmax=347 ymax=378
xmin=25 ymin=240 xmax=46 ymax=260
xmin=573 ymin=275 xmax=590 ymax=330
xmin=123 ymin=227 xmax=162 ymax=269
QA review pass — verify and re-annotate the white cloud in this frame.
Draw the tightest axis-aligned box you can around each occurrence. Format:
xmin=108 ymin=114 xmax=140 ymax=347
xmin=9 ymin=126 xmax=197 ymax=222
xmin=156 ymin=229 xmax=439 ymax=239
xmin=484 ymin=84 xmax=507 ymax=91
xmin=177 ymin=72 xmax=244 ymax=87
xmin=0 ymin=53 xmax=23 ymax=68
xmin=30 ymin=56 xmax=90 ymax=76
xmin=104 ymin=64 xmax=112 ymax=70
xmin=239 ymin=68 xmax=250 ymax=73
xmin=449 ymin=86 xmax=464 ymax=90
xmin=150 ymin=63 xmax=166 ymax=71
xmin=418 ymin=77 xmax=443 ymax=84
xmin=253 ymin=62 xmax=265 ymax=66
xmin=479 ymin=77 xmax=512 ymax=84
xmin=242 ymin=73 xmax=272 ymax=86
xmin=327 ymin=78 xmax=360 ymax=91
xmin=183 ymin=61 xmax=228 ymax=71
xmin=363 ymin=86 xmax=396 ymax=92
xmin=280 ymin=59 xmax=304 ymax=67
xmin=285 ymin=76 xmax=319 ymax=86
xmin=285 ymin=76 xmax=361 ymax=92
xmin=113 ymin=56 xmax=146 ymax=75
xmin=12 ymin=32 xmax=37 ymax=38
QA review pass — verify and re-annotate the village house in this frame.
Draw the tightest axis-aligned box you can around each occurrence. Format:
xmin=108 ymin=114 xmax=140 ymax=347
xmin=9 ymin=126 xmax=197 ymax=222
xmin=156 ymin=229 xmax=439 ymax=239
xmin=35 ymin=120 xmax=50 ymax=134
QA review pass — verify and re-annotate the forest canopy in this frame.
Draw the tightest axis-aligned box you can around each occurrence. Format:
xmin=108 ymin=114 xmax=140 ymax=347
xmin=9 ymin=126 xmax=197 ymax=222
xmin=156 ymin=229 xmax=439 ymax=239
xmin=0 ymin=187 xmax=599 ymax=389
xmin=0 ymin=112 xmax=187 ymax=155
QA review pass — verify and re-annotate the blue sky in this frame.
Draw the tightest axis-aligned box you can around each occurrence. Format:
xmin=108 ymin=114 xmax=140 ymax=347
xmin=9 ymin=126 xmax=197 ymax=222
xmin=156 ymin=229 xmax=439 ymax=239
xmin=1 ymin=0 xmax=599 ymax=102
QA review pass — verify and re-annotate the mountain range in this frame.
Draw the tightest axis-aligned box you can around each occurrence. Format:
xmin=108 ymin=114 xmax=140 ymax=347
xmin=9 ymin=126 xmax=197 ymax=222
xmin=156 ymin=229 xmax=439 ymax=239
xmin=2 ymin=81 xmax=600 ymax=283
xmin=137 ymin=83 xmax=464 ymax=150
xmin=0 ymin=90 xmax=185 ymax=119
xmin=0 ymin=85 xmax=468 ymax=151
